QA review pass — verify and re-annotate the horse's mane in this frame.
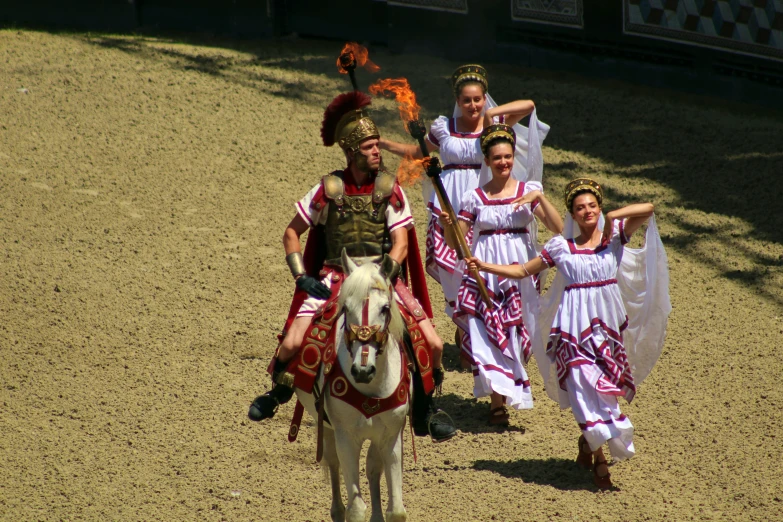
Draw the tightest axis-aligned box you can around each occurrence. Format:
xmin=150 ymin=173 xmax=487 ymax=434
xmin=338 ymin=263 xmax=405 ymax=342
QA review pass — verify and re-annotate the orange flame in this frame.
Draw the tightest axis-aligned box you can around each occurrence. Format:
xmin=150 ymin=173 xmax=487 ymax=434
xmin=368 ymin=78 xmax=421 ymax=128
xmin=337 ymin=42 xmax=380 ymax=74
xmin=395 ymin=155 xmax=430 ymax=186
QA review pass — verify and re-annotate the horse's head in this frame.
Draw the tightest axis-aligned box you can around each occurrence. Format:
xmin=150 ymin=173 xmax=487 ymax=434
xmin=338 ymin=251 xmax=404 ymax=384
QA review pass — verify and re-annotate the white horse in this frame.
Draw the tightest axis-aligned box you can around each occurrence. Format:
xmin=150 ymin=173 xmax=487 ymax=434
xmin=295 ymin=251 xmax=411 ymax=522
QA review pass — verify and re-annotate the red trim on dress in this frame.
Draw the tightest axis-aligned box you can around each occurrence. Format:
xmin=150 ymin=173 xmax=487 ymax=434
xmin=426 ymin=132 xmax=440 ymax=147
xmin=578 ymin=415 xmax=628 ymax=430
xmin=458 ymin=210 xmax=476 ymax=222
xmin=478 ymin=227 xmax=528 ymax=237
xmin=443 ymin=163 xmax=482 ymax=170
xmin=475 ymin=182 xmax=525 ymax=206
xmin=567 ymin=238 xmax=610 ymax=255
xmin=449 ymin=118 xmax=482 ymax=138
xmin=540 ymin=249 xmax=555 ymax=268
xmin=472 ymin=364 xmax=530 ymax=386
xmin=564 ymin=279 xmax=618 ymax=291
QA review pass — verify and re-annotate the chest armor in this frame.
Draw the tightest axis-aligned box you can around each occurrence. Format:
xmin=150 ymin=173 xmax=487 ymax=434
xmin=322 ymin=172 xmax=396 ymax=265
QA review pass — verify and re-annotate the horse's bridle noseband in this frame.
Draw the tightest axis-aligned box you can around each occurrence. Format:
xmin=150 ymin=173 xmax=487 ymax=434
xmin=344 ymin=296 xmax=391 ymax=363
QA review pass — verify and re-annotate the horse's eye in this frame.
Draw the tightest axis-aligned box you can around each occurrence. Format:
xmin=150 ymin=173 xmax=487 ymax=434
xmin=381 ymin=305 xmax=390 ymax=315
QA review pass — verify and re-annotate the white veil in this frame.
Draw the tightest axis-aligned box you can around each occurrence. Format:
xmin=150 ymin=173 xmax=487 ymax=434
xmin=475 ymin=94 xmax=550 ymax=187
xmin=535 ymin=213 xmax=672 ymax=406
xmin=422 ymin=93 xmax=550 ymax=213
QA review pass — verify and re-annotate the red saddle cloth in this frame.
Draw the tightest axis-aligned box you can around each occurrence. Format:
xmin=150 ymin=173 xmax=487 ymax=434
xmin=286 ymin=301 xmax=430 ymax=442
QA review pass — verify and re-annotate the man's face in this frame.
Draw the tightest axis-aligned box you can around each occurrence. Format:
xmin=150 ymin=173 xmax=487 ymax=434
xmin=350 ymin=138 xmax=381 ymax=172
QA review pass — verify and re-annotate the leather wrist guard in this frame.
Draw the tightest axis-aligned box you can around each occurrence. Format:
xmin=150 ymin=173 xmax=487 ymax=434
xmin=286 ymin=252 xmax=306 ymax=280
xmin=381 ymin=255 xmax=401 ymax=282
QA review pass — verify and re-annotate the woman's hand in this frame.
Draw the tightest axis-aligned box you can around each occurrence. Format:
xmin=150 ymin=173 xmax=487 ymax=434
xmin=512 ymin=190 xmax=541 ymax=210
xmin=438 ymin=212 xmax=454 ymax=227
xmin=465 ymin=256 xmax=485 ymax=273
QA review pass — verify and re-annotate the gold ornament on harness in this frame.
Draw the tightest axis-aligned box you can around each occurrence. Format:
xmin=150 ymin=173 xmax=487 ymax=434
xmin=346 ymin=324 xmax=388 ymax=345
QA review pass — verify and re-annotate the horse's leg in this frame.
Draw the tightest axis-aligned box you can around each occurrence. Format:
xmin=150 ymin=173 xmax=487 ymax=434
xmin=335 ymin=431 xmax=366 ymax=522
xmin=366 ymin=442 xmax=384 ymax=522
xmin=322 ymin=429 xmax=345 ymax=522
xmin=382 ymin=431 xmax=407 ymax=522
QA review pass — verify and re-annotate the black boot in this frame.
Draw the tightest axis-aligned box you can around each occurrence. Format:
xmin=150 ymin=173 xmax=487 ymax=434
xmin=411 ymin=366 xmax=457 ymax=442
xmin=248 ymin=359 xmax=294 ymax=422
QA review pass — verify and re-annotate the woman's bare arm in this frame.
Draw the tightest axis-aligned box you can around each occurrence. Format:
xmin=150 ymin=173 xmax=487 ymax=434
xmin=466 ymin=255 xmax=548 ymax=280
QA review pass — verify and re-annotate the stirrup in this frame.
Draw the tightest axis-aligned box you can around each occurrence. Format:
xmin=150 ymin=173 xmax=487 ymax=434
xmin=426 ymin=409 xmax=457 ymax=443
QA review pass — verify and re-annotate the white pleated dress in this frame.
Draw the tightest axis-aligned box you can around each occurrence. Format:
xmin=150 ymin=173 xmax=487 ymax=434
xmin=424 ymin=116 xmax=484 ymax=317
xmin=539 ymin=219 xmax=636 ymax=460
xmin=453 ymin=181 xmax=544 ymax=410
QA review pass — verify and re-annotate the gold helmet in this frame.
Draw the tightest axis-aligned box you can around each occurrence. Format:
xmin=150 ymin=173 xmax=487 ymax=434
xmin=564 ymin=178 xmax=604 ymax=211
xmin=451 ymin=64 xmax=488 ymax=97
xmin=480 ymin=123 xmax=515 ymax=156
xmin=321 ymin=91 xmax=380 ymax=153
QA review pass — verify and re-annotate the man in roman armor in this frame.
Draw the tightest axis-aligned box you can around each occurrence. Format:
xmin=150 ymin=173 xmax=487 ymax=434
xmin=248 ymin=91 xmax=456 ymax=442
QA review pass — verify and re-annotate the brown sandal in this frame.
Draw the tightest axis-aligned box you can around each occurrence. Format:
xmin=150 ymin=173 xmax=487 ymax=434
xmin=488 ymin=406 xmax=510 ymax=426
xmin=593 ymin=457 xmax=612 ymax=489
xmin=576 ymin=435 xmax=593 ymax=469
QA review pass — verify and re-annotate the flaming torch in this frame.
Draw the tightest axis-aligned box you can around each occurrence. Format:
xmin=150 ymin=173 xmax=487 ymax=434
xmin=337 ymin=42 xmax=380 ymax=91
xmin=369 ymin=78 xmax=494 ymax=309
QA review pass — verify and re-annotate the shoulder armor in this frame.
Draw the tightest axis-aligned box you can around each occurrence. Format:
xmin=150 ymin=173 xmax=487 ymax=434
xmin=373 ymin=171 xmax=397 ymax=205
xmin=322 ymin=171 xmax=345 ymax=206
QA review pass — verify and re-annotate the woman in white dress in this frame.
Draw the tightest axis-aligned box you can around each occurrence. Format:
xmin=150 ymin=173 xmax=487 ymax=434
xmin=439 ymin=124 xmax=562 ymax=426
xmin=380 ymin=65 xmax=545 ymax=330
xmin=467 ymin=178 xmax=662 ymax=488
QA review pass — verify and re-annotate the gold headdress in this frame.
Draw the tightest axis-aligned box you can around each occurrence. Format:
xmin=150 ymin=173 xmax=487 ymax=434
xmin=321 ymin=91 xmax=381 ymax=153
xmin=564 ymin=178 xmax=604 ymax=210
xmin=451 ymin=64 xmax=488 ymax=97
xmin=480 ymin=123 xmax=515 ymax=156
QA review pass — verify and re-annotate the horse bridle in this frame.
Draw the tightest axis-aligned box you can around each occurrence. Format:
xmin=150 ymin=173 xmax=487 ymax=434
xmin=344 ymin=296 xmax=392 ymax=365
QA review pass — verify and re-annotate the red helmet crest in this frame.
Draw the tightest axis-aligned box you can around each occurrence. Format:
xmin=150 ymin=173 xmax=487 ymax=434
xmin=321 ymin=91 xmax=374 ymax=147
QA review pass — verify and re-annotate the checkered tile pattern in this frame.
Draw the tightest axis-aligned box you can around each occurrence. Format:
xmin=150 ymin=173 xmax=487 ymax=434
xmin=625 ymin=0 xmax=783 ymax=60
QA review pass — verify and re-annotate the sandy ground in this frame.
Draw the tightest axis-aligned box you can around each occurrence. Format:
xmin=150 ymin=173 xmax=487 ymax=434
xmin=1 ymin=29 xmax=783 ymax=521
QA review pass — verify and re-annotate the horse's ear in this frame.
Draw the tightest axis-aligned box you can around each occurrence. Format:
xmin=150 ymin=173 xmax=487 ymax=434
xmin=341 ymin=248 xmax=359 ymax=275
xmin=379 ymin=254 xmax=395 ymax=282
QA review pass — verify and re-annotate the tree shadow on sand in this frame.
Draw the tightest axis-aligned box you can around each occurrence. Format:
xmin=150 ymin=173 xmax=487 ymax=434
xmin=471 ymin=457 xmax=609 ymax=492
xmin=64 ymin=29 xmax=783 ymax=306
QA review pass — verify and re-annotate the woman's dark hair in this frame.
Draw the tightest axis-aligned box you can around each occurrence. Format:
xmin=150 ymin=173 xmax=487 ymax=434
xmin=569 ymin=189 xmax=602 ymax=213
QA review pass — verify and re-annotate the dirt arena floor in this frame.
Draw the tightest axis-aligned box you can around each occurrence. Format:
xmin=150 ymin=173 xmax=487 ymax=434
xmin=2 ymin=29 xmax=783 ymax=521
